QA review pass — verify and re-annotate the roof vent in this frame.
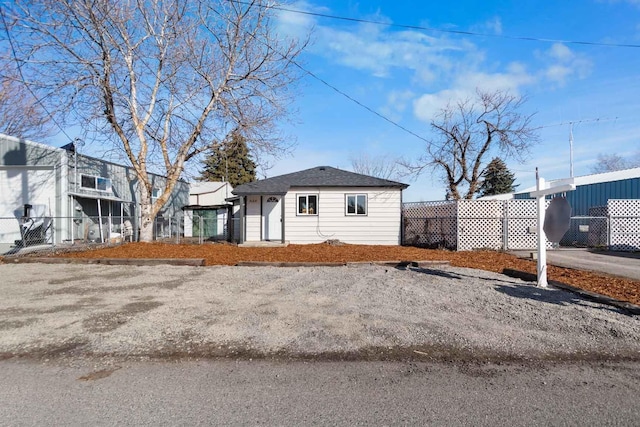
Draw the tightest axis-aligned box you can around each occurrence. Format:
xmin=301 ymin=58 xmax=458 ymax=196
xmin=319 ymin=167 xmax=326 ymax=171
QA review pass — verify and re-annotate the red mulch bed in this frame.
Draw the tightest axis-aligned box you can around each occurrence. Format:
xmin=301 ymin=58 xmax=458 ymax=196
xmin=44 ymin=242 xmax=640 ymax=307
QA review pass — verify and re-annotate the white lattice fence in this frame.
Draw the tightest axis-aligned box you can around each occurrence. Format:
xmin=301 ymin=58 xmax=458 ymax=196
xmin=401 ymin=198 xmax=635 ymax=251
xmin=504 ymin=199 xmax=547 ymax=250
xmin=457 ymin=200 xmax=504 ymax=251
xmin=402 ymin=201 xmax=456 ymax=248
xmin=609 ymin=199 xmax=640 ymax=251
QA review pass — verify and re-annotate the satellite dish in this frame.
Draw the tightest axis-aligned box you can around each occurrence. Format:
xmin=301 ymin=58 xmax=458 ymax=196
xmin=543 ymin=197 xmax=571 ymax=243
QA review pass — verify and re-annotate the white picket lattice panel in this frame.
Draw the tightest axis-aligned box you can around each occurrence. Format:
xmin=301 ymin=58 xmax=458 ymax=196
xmin=506 ymin=199 xmax=537 ymax=218
xmin=608 ymin=200 xmax=640 ymax=251
xmin=456 ymin=200 xmax=504 ymax=217
xmin=506 ymin=217 xmax=538 ymax=250
xmin=457 ymin=199 xmax=552 ymax=251
xmin=505 ymin=199 xmax=550 ymax=250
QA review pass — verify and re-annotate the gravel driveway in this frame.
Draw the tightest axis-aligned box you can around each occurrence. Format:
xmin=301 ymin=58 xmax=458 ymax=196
xmin=1 ymin=263 xmax=639 ymax=362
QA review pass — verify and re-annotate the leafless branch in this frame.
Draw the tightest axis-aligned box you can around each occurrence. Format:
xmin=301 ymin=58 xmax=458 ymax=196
xmin=7 ymin=0 xmax=306 ymax=240
xmin=401 ymin=89 xmax=538 ymax=200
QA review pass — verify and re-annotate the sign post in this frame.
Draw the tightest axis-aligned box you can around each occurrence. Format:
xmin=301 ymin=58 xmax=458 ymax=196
xmin=528 ymin=168 xmax=575 ymax=287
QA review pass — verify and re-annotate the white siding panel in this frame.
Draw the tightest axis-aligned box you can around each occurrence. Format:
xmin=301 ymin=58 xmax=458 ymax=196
xmin=0 ymin=167 xmax=56 ymax=246
xmin=183 ymin=210 xmax=194 ymax=237
xmin=285 ymin=187 xmax=402 ymax=245
xmin=245 ymin=196 xmax=261 ymax=241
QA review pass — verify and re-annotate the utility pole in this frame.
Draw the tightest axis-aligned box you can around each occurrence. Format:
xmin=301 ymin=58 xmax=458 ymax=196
xmin=569 ymin=123 xmax=574 ymax=178
xmin=539 ymin=117 xmax=618 ymax=178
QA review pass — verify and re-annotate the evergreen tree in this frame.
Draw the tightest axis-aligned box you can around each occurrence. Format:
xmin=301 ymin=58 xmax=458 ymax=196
xmin=477 ymin=157 xmax=518 ymax=197
xmin=198 ymin=132 xmax=257 ymax=186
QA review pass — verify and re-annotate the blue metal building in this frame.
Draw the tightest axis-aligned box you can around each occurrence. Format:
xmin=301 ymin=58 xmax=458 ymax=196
xmin=515 ymin=168 xmax=640 ymax=215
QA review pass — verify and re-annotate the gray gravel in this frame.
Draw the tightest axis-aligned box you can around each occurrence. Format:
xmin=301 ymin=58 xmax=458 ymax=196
xmin=1 ymin=263 xmax=639 ymax=362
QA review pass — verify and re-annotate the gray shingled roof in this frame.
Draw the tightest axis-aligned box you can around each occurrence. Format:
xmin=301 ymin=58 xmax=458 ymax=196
xmin=232 ymin=166 xmax=409 ymax=196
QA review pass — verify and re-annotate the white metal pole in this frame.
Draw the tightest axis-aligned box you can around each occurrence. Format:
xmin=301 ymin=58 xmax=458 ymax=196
xmin=97 ymin=199 xmax=104 ymax=243
xmin=569 ymin=123 xmax=574 ymax=178
xmin=536 ymin=171 xmax=548 ymax=288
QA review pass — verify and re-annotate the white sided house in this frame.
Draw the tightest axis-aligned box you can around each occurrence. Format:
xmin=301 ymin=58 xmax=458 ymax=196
xmin=0 ymin=134 xmax=189 ymax=253
xmin=231 ymin=166 xmax=409 ymax=245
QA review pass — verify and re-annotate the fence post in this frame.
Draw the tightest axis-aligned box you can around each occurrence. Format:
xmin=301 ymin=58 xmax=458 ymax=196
xmin=400 ymin=210 xmax=405 ymax=245
xmin=455 ymin=201 xmax=460 ymax=251
xmin=175 ymin=214 xmax=179 ymax=244
xmin=51 ymin=217 xmax=56 ymax=250
xmin=502 ymin=201 xmax=508 ymax=251
xmin=607 ymin=214 xmax=611 ymax=249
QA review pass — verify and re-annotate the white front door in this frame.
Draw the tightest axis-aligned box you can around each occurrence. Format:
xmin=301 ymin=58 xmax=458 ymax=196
xmin=262 ymin=196 xmax=282 ymax=241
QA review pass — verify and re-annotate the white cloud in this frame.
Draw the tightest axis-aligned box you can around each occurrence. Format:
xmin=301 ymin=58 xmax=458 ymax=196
xmin=380 ymin=90 xmax=415 ymax=121
xmin=547 ymin=43 xmax=573 ymax=61
xmin=412 ymin=62 xmax=535 ymax=122
xmin=487 ymin=17 xmax=503 ymax=35
xmin=274 ymin=1 xmax=323 ymax=41
xmin=545 ymin=65 xmax=572 ymax=83
xmin=471 ymin=17 xmax=503 ymax=35
xmin=413 ymin=89 xmax=469 ymax=122
xmin=311 ymin=20 xmax=465 ymax=81
xmin=537 ymin=43 xmax=592 ymax=86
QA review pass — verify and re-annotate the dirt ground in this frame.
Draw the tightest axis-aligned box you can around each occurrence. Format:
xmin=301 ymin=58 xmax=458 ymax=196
xmin=29 ymin=241 xmax=640 ymax=307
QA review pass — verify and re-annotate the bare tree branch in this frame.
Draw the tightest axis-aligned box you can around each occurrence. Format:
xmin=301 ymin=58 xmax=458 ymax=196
xmin=7 ymin=0 xmax=306 ymax=240
xmin=590 ymin=152 xmax=640 ymax=174
xmin=0 ymin=60 xmax=54 ymax=140
xmin=350 ymin=153 xmax=401 ymax=180
xmin=401 ymin=89 xmax=538 ymax=200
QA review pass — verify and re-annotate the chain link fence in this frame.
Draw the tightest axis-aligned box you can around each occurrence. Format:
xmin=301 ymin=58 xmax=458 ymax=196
xmin=0 ymin=213 xmax=239 ymax=255
xmin=2 ymin=201 xmax=637 ymax=255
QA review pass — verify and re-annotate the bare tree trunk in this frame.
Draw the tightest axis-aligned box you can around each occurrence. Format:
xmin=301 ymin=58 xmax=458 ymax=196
xmin=139 ymin=212 xmax=154 ymax=242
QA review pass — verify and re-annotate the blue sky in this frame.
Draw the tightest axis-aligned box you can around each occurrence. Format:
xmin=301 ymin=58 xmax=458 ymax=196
xmin=265 ymin=0 xmax=640 ymax=201
xmin=42 ymin=0 xmax=640 ymax=202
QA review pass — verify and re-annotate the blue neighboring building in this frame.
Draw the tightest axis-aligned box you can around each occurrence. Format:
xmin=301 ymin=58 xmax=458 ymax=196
xmin=514 ymin=167 xmax=640 ymax=215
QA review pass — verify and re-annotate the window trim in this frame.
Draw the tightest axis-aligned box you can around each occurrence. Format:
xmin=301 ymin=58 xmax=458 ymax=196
xmin=296 ymin=193 xmax=319 ymax=216
xmin=151 ymin=187 xmax=160 ymax=202
xmin=80 ymin=174 xmax=112 ymax=193
xmin=345 ymin=193 xmax=368 ymax=216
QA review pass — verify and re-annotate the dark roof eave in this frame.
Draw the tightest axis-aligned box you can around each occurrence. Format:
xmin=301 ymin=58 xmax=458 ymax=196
xmin=182 ymin=204 xmax=231 ymax=210
xmin=291 ymin=184 xmax=409 ymax=189
xmin=231 ymin=191 xmax=288 ymax=196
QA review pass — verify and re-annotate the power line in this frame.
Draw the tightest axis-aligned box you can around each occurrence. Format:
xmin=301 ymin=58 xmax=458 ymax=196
xmin=0 ymin=6 xmax=75 ymax=143
xmin=229 ymin=2 xmax=433 ymax=144
xmin=228 ymin=0 xmax=640 ymax=49
xmin=291 ymin=60 xmax=430 ymax=144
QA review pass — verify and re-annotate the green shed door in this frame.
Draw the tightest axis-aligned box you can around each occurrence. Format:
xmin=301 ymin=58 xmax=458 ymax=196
xmin=193 ymin=210 xmax=217 ymax=238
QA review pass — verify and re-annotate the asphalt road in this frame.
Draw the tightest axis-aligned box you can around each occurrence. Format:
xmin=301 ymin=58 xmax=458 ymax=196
xmin=511 ymin=249 xmax=640 ymax=280
xmin=1 ymin=360 xmax=639 ymax=426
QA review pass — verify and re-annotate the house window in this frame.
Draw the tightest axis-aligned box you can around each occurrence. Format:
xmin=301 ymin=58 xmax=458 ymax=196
xmin=346 ymin=194 xmax=367 ymax=216
xmin=151 ymin=188 xmax=160 ymax=201
xmin=297 ymin=194 xmax=318 ymax=215
xmin=81 ymin=174 xmax=112 ymax=192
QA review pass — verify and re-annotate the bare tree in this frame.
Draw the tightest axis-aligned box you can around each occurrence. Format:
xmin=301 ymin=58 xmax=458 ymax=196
xmin=5 ymin=0 xmax=304 ymax=241
xmin=350 ymin=153 xmax=401 ymax=180
xmin=0 ymin=60 xmax=53 ymax=140
xmin=590 ymin=152 xmax=640 ymax=174
xmin=402 ymin=90 xmax=538 ymax=200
